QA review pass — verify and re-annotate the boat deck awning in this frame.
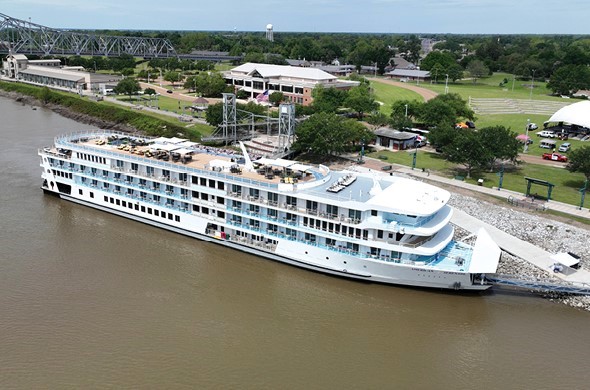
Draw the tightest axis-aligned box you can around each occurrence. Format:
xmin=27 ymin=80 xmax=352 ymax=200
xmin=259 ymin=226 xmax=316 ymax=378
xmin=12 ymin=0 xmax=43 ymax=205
xmin=468 ymin=228 xmax=501 ymax=274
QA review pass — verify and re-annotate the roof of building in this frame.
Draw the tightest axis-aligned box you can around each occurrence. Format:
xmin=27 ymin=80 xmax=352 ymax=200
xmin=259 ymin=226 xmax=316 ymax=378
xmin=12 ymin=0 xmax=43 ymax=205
xmin=9 ymin=54 xmax=28 ymax=61
xmin=229 ymin=63 xmax=338 ymax=81
xmin=19 ymin=67 xmax=85 ymax=82
xmin=387 ymin=69 xmax=430 ymax=78
xmin=374 ymin=128 xmax=417 ymax=141
xmin=392 ymin=56 xmax=416 ymax=69
xmin=286 ymin=59 xmax=311 ymax=67
xmin=87 ymin=73 xmax=123 ymax=83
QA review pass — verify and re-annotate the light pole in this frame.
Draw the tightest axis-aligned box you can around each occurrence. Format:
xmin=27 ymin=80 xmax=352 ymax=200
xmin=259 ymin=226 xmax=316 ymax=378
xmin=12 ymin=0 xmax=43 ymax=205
xmin=511 ymin=74 xmax=515 ymax=92
xmin=529 ymin=69 xmax=536 ymax=100
xmin=405 ymin=104 xmax=408 ymax=118
xmin=524 ymin=118 xmax=530 ymax=153
xmin=444 ymin=74 xmax=449 ymax=94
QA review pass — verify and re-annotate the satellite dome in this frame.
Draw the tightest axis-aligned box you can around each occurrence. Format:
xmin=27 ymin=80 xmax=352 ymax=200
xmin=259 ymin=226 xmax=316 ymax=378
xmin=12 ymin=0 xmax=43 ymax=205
xmin=266 ymin=24 xmax=273 ymax=29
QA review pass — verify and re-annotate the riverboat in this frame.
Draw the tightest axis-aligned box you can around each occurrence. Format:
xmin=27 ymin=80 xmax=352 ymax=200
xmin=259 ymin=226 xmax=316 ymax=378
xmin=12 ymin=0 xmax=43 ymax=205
xmin=39 ymin=130 xmax=501 ymax=290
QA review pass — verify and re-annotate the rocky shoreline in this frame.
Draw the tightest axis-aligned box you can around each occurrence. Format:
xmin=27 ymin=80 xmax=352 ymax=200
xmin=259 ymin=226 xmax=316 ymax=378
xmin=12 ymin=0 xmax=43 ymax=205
xmin=449 ymin=192 xmax=590 ymax=311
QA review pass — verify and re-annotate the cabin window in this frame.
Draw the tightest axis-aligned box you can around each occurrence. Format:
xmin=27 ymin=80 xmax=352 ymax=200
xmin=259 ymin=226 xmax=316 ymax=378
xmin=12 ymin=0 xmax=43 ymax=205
xmin=200 ymin=178 xmax=206 ymax=186
xmin=377 ymin=230 xmax=383 ymax=239
xmin=217 ymin=197 xmax=225 ymax=204
xmin=326 ymin=204 xmax=338 ymax=216
xmin=217 ymin=181 xmax=224 ymax=190
xmin=192 ymin=176 xmax=199 ymax=185
xmin=208 ymin=179 xmax=216 ymax=188
xmin=371 ymin=210 xmax=378 ymax=216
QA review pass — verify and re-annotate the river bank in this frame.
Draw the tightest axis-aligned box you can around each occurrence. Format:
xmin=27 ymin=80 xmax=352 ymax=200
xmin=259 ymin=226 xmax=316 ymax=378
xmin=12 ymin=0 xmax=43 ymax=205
xmin=0 ymin=89 xmax=138 ymax=133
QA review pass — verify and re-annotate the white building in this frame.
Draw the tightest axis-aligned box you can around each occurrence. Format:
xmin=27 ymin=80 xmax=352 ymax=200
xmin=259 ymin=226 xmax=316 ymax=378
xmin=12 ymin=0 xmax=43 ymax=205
xmin=224 ymin=63 xmax=359 ymax=106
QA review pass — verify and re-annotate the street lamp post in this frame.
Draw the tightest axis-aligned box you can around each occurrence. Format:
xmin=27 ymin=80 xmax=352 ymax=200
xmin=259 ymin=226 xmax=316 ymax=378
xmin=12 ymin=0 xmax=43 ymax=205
xmin=405 ymin=104 xmax=408 ymax=118
xmin=524 ymin=118 xmax=530 ymax=153
xmin=444 ymin=74 xmax=449 ymax=94
xmin=529 ymin=69 xmax=536 ymax=100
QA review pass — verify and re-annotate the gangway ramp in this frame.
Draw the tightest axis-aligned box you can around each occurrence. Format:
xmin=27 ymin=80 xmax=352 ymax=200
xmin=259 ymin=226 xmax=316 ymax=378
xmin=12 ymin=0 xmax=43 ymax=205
xmin=486 ymin=275 xmax=590 ymax=295
xmin=451 ymin=209 xmax=590 ymax=286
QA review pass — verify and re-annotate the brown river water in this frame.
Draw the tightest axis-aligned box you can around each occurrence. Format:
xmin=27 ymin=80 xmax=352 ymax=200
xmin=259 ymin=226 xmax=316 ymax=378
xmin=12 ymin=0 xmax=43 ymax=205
xmin=0 ymin=95 xmax=589 ymax=389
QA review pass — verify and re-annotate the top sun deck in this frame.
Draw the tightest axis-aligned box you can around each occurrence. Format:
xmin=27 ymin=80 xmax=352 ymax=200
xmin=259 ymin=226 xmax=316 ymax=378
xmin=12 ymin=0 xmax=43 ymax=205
xmin=55 ymin=131 xmax=328 ymax=188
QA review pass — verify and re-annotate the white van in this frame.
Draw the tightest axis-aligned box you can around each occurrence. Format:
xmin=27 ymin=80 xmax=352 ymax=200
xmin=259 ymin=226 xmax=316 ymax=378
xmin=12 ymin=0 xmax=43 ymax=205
xmin=539 ymin=139 xmax=557 ymax=149
xmin=537 ymin=130 xmax=555 ymax=138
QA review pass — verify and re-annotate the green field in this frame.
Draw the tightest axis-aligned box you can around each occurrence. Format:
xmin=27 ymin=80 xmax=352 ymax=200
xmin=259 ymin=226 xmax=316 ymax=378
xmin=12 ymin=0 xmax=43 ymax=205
xmin=370 ymin=82 xmax=422 ymax=114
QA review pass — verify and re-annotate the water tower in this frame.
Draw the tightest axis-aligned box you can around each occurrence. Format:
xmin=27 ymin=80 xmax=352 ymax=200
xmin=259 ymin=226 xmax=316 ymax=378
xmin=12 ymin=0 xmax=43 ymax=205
xmin=266 ymin=24 xmax=274 ymax=42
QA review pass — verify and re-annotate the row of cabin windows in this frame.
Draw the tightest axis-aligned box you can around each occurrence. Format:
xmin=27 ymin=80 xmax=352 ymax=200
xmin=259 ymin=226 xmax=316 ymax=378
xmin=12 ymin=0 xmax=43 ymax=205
xmin=192 ymin=204 xmax=225 ymax=219
xmin=303 ymin=217 xmax=369 ymax=239
xmin=76 ymin=152 xmax=106 ymax=164
xmin=191 ymin=176 xmax=225 ymax=190
xmin=52 ymin=169 xmax=73 ymax=179
xmin=101 ymin=194 xmax=181 ymax=222
xmin=191 ymin=191 xmax=225 ymax=204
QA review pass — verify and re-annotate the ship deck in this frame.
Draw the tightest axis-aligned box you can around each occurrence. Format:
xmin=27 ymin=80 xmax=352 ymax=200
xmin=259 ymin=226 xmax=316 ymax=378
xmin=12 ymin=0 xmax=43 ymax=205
xmin=66 ymin=132 xmax=324 ymax=187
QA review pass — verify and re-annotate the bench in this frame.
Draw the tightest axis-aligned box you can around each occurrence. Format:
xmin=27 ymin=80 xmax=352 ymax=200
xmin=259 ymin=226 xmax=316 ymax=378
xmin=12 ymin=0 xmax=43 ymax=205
xmin=454 ymin=175 xmax=465 ymax=181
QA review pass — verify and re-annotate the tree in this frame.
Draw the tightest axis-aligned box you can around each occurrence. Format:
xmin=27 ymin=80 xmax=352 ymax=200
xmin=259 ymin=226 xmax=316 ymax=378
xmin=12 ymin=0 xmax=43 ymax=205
xmin=164 ymin=71 xmax=182 ymax=86
xmin=435 ymin=93 xmax=475 ymax=120
xmin=191 ymin=72 xmax=229 ymax=97
xmin=466 ymin=59 xmax=489 ymax=84
xmin=477 ymin=126 xmax=521 ymax=171
xmin=344 ymin=85 xmax=379 ymax=118
xmin=567 ymin=146 xmax=590 ymax=181
xmin=547 ymin=64 xmax=590 ymax=95
xmin=444 ymin=129 xmax=489 ymax=178
xmin=205 ymin=102 xmax=224 ymax=126
xmin=390 ymin=99 xmax=422 ymax=130
xmin=269 ymin=91 xmax=284 ymax=106
xmin=418 ymin=99 xmax=457 ymax=130
xmin=311 ymin=85 xmax=348 ymax=113
xmin=114 ymin=77 xmax=140 ymax=98
xmin=144 ymin=88 xmax=156 ymax=96
xmin=292 ymin=112 xmax=372 ymax=157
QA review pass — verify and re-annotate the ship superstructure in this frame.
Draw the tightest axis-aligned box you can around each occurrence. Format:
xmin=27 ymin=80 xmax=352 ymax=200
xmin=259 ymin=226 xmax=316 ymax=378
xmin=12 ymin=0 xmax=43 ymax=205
xmin=39 ymin=130 xmax=501 ymax=290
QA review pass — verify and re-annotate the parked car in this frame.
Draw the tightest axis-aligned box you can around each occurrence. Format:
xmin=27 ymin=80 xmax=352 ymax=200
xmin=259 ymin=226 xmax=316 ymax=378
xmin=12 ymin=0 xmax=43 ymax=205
xmin=536 ymin=130 xmax=555 ymax=138
xmin=558 ymin=142 xmax=571 ymax=152
xmin=527 ymin=123 xmax=539 ymax=130
xmin=466 ymin=121 xmax=476 ymax=129
xmin=166 ymin=89 xmax=173 ymax=94
xmin=542 ymin=152 xmax=568 ymax=162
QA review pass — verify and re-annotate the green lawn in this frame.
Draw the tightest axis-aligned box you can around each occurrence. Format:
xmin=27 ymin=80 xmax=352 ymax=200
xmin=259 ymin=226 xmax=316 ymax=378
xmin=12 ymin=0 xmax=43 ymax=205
xmin=370 ymin=82 xmax=422 ymax=114
xmin=368 ymin=148 xmax=587 ymax=205
xmin=414 ymin=72 xmax=560 ymax=102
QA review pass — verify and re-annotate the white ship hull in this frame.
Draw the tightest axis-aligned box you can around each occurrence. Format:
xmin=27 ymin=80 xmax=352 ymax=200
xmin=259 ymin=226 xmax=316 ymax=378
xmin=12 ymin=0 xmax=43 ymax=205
xmin=43 ymin=184 xmax=488 ymax=291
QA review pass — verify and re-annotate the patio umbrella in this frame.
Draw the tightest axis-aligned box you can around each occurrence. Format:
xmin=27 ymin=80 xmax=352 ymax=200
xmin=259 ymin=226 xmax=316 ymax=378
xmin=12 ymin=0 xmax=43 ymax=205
xmin=516 ymin=134 xmax=531 ymax=141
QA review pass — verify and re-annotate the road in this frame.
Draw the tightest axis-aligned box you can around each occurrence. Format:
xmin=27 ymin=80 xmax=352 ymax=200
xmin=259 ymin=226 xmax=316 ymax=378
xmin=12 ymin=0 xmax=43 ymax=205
xmin=518 ymin=153 xmax=568 ymax=168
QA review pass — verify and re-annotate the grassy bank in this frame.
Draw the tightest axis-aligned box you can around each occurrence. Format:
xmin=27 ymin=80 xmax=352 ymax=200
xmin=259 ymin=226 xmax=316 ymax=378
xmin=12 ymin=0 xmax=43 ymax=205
xmin=0 ymin=81 xmax=210 ymax=140
xmin=368 ymin=148 xmax=587 ymax=206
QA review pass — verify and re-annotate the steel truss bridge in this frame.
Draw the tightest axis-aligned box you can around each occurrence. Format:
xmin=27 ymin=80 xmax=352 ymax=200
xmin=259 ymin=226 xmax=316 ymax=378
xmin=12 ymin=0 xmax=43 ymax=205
xmin=0 ymin=12 xmax=176 ymax=58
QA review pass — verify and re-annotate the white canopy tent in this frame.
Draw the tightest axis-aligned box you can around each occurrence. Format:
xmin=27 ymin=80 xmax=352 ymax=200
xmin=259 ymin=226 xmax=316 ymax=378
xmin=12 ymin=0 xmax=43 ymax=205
xmin=545 ymin=100 xmax=590 ymax=129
